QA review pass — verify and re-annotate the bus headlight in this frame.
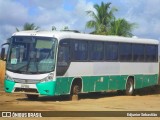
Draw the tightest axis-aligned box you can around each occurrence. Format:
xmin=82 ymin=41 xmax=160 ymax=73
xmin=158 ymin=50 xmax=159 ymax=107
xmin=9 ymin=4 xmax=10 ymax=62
xmin=5 ymin=74 xmax=14 ymax=81
xmin=40 ymin=73 xmax=54 ymax=82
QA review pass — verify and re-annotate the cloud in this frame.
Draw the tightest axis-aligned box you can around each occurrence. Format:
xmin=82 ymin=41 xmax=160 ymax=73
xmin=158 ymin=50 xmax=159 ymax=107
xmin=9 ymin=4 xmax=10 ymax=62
xmin=0 ymin=25 xmax=15 ymax=38
xmin=0 ymin=0 xmax=29 ymax=45
xmin=32 ymin=0 xmax=94 ymax=31
xmin=0 ymin=0 xmax=95 ymax=45
xmin=0 ymin=0 xmax=28 ymax=26
xmin=0 ymin=0 xmax=160 ymax=46
xmin=115 ymin=0 xmax=160 ymax=39
xmin=29 ymin=0 xmax=64 ymax=10
xmin=70 ymin=0 xmax=94 ymax=31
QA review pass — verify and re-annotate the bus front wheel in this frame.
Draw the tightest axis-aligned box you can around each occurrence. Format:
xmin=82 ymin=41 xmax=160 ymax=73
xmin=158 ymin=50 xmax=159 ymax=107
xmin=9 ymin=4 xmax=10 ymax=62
xmin=70 ymin=84 xmax=80 ymax=101
xmin=125 ymin=78 xmax=134 ymax=96
xmin=26 ymin=94 xmax=39 ymax=100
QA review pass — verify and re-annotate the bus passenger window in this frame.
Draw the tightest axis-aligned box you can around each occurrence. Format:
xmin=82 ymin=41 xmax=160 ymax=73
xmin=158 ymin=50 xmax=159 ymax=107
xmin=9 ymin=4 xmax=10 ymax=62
xmin=119 ymin=43 xmax=132 ymax=61
xmin=105 ymin=42 xmax=118 ymax=61
xmin=145 ymin=45 xmax=157 ymax=62
xmin=133 ymin=44 xmax=144 ymax=62
xmin=73 ymin=41 xmax=88 ymax=60
xmin=89 ymin=41 xmax=104 ymax=60
xmin=58 ymin=46 xmax=69 ymax=66
xmin=57 ymin=40 xmax=70 ymax=76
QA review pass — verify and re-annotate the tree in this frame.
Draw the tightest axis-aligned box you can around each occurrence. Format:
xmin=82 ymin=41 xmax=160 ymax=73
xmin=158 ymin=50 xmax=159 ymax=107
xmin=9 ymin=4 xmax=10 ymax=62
xmin=52 ymin=26 xmax=57 ymax=31
xmin=109 ymin=18 xmax=137 ymax=37
xmin=86 ymin=2 xmax=117 ymax=35
xmin=86 ymin=2 xmax=137 ymax=37
xmin=16 ymin=23 xmax=39 ymax=31
xmin=62 ymin=26 xmax=69 ymax=30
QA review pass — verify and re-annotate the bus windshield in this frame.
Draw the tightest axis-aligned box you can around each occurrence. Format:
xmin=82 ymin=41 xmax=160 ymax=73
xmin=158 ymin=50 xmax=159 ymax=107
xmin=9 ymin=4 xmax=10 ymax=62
xmin=6 ymin=36 xmax=57 ymax=74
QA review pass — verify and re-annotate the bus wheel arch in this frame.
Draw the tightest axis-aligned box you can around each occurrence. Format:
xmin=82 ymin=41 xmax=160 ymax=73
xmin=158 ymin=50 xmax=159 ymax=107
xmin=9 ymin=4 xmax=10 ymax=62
xmin=70 ymin=77 xmax=82 ymax=100
xmin=125 ymin=76 xmax=135 ymax=96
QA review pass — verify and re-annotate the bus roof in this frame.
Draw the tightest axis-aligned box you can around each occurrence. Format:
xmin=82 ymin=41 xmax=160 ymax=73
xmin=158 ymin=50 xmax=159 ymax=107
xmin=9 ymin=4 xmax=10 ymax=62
xmin=12 ymin=30 xmax=159 ymax=45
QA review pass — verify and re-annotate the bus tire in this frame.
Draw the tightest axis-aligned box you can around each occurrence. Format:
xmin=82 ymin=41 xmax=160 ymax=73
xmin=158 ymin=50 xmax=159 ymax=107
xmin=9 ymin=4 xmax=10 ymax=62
xmin=71 ymin=94 xmax=78 ymax=101
xmin=125 ymin=78 xmax=134 ymax=96
xmin=26 ymin=94 xmax=38 ymax=100
xmin=70 ymin=84 xmax=81 ymax=101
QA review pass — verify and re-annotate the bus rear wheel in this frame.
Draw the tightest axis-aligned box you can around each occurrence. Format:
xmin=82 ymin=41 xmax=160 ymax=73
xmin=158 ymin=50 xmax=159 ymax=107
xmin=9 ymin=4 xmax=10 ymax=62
xmin=26 ymin=94 xmax=39 ymax=100
xmin=125 ymin=78 xmax=134 ymax=96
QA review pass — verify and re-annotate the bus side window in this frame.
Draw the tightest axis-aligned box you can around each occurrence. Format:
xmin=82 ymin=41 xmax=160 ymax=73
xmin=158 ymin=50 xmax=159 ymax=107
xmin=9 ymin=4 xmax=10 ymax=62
xmin=133 ymin=44 xmax=144 ymax=62
xmin=58 ymin=46 xmax=69 ymax=66
xmin=119 ymin=43 xmax=132 ymax=61
xmin=89 ymin=41 xmax=104 ymax=61
xmin=57 ymin=40 xmax=70 ymax=76
xmin=105 ymin=42 xmax=118 ymax=61
xmin=145 ymin=45 xmax=157 ymax=62
xmin=73 ymin=40 xmax=88 ymax=61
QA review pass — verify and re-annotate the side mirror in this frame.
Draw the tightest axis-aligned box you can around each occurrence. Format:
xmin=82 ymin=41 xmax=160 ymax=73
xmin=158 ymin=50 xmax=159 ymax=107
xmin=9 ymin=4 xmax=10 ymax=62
xmin=1 ymin=48 xmax=5 ymax=60
xmin=1 ymin=41 xmax=10 ymax=61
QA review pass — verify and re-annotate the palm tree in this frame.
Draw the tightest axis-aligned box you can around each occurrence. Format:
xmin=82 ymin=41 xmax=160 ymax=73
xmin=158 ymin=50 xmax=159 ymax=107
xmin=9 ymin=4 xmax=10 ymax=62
xmin=62 ymin=26 xmax=69 ymax=30
xmin=109 ymin=18 xmax=137 ymax=37
xmin=86 ymin=2 xmax=117 ymax=35
xmin=16 ymin=22 xmax=40 ymax=31
xmin=52 ymin=26 xmax=57 ymax=31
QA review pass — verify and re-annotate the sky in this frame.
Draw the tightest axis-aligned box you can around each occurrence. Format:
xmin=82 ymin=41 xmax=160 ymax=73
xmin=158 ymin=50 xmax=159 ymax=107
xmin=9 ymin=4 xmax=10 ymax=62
xmin=0 ymin=0 xmax=160 ymax=45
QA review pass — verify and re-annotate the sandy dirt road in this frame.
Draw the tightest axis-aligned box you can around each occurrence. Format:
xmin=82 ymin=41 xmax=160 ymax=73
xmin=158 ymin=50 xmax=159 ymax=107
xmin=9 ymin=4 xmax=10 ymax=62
xmin=0 ymin=90 xmax=160 ymax=111
xmin=0 ymin=84 xmax=160 ymax=120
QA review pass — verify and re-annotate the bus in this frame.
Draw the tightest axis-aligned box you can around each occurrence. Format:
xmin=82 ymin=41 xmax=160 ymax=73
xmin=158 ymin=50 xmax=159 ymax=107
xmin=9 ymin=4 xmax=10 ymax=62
xmin=1 ymin=30 xmax=159 ymax=100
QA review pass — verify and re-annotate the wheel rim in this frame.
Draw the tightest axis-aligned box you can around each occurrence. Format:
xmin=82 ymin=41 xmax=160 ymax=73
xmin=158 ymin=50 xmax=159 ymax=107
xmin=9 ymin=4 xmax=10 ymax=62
xmin=73 ymin=85 xmax=80 ymax=95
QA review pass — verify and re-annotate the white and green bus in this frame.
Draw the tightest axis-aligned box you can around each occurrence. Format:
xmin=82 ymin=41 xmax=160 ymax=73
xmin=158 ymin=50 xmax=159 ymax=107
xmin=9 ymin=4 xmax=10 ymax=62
xmin=1 ymin=30 xmax=159 ymax=100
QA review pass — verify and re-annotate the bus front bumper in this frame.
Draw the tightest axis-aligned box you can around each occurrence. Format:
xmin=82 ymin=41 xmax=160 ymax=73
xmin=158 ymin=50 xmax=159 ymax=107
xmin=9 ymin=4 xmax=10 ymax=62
xmin=4 ymin=79 xmax=56 ymax=96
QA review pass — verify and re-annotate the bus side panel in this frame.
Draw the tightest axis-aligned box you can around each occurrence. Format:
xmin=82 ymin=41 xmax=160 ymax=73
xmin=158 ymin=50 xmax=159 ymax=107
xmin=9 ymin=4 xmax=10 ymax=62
xmin=54 ymin=77 xmax=73 ymax=95
xmin=95 ymin=76 xmax=109 ymax=92
xmin=108 ymin=75 xmax=126 ymax=90
xmin=142 ymin=74 xmax=158 ymax=88
xmin=54 ymin=75 xmax=158 ymax=95
xmin=82 ymin=76 xmax=109 ymax=92
xmin=108 ymin=76 xmax=117 ymax=90
xmin=135 ymin=75 xmax=143 ymax=89
xmin=135 ymin=74 xmax=158 ymax=89
xmin=117 ymin=75 xmax=126 ymax=90
xmin=82 ymin=76 xmax=96 ymax=92
xmin=82 ymin=75 xmax=126 ymax=93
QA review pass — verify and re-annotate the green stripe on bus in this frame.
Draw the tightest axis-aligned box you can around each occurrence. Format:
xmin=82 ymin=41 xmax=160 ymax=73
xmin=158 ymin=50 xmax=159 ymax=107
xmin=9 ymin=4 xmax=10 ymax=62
xmin=55 ymin=77 xmax=73 ymax=95
xmin=4 ymin=79 xmax=15 ymax=93
xmin=82 ymin=75 xmax=127 ymax=92
xmin=36 ymin=81 xmax=56 ymax=96
xmin=53 ymin=74 xmax=158 ymax=95
xmin=135 ymin=74 xmax=158 ymax=89
xmin=4 ymin=74 xmax=158 ymax=96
